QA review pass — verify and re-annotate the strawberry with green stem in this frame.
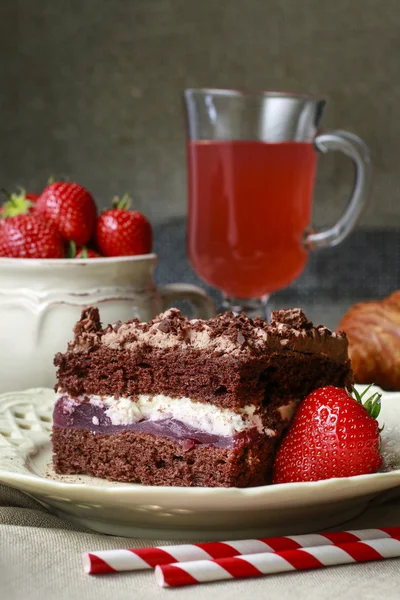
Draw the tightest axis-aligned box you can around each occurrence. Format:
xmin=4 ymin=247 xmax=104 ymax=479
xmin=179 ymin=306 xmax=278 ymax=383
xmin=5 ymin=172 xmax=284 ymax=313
xmin=95 ymin=194 xmax=152 ymax=257
xmin=273 ymin=384 xmax=383 ymax=484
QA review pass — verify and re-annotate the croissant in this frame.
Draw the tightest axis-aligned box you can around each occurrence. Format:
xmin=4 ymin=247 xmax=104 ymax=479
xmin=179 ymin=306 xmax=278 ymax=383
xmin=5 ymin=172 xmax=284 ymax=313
xmin=338 ymin=291 xmax=400 ymax=390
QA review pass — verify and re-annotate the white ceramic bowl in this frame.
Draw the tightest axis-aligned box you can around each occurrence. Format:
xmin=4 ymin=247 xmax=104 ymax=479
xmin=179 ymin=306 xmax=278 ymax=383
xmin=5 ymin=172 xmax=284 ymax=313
xmin=0 ymin=254 xmax=215 ymax=393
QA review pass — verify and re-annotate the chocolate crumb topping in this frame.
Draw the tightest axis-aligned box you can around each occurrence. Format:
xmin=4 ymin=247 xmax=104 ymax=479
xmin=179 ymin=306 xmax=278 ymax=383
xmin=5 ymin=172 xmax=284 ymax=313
xmin=237 ymin=331 xmax=246 ymax=345
xmin=68 ymin=306 xmax=348 ymax=363
xmin=158 ymin=319 xmax=171 ymax=333
xmin=70 ymin=307 xmax=102 ymax=352
xmin=270 ymin=308 xmax=311 ymax=330
xmin=317 ymin=324 xmax=332 ymax=336
xmin=73 ymin=307 xmax=101 ymax=338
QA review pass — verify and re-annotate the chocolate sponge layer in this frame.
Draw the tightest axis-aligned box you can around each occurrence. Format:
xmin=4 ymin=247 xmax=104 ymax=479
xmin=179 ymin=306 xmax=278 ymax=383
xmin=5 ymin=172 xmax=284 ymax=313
xmin=52 ymin=428 xmax=276 ymax=487
xmin=55 ymin=346 xmax=353 ymax=409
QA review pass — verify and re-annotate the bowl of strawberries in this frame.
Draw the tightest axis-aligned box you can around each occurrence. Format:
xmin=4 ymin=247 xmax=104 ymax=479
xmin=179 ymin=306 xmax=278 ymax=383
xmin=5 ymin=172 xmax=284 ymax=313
xmin=0 ymin=181 xmax=214 ymax=393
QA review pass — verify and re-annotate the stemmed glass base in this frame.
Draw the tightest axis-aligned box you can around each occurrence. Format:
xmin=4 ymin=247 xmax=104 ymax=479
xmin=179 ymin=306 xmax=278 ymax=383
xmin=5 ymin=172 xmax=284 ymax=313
xmin=220 ymin=296 xmax=270 ymax=321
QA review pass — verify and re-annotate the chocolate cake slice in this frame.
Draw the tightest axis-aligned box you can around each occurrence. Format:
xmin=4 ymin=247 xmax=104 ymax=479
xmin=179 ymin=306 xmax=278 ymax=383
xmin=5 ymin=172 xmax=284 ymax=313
xmin=52 ymin=307 xmax=353 ymax=487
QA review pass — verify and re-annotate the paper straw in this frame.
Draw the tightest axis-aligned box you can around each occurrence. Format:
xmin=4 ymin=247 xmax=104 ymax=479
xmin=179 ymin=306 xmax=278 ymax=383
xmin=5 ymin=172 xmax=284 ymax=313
xmin=82 ymin=526 xmax=400 ymax=574
xmin=155 ymin=537 xmax=400 ymax=587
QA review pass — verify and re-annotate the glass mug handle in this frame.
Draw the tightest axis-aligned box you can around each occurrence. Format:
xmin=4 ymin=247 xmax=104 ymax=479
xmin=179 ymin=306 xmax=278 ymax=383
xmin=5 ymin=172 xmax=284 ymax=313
xmin=159 ymin=283 xmax=216 ymax=319
xmin=304 ymin=130 xmax=372 ymax=250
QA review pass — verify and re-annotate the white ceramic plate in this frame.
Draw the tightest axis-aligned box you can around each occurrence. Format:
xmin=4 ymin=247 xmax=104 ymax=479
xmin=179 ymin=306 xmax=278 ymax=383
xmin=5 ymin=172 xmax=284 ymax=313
xmin=1 ymin=387 xmax=400 ymax=540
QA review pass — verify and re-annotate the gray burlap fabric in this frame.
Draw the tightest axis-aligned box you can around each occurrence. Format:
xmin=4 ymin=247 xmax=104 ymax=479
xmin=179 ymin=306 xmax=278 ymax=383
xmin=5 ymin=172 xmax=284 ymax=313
xmin=1 ymin=484 xmax=400 ymax=600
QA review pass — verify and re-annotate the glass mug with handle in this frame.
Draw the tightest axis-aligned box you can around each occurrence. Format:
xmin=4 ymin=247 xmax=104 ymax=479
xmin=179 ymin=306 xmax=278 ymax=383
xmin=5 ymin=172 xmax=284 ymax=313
xmin=184 ymin=89 xmax=372 ymax=317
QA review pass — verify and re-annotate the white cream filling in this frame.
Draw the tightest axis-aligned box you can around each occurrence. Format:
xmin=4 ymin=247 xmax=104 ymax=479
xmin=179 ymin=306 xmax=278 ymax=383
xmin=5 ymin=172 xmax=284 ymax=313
xmin=96 ymin=394 xmax=264 ymax=437
xmin=57 ymin=392 xmax=276 ymax=437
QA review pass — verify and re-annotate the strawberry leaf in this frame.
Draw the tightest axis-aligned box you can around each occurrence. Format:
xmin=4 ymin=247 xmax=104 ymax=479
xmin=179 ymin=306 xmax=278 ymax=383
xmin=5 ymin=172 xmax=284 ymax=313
xmin=352 ymin=383 xmax=373 ymax=404
xmin=112 ymin=193 xmax=132 ymax=211
xmin=369 ymin=394 xmax=382 ymax=419
xmin=352 ymin=386 xmax=362 ymax=405
xmin=363 ymin=395 xmax=374 ymax=414
xmin=0 ymin=188 xmax=33 ymax=217
xmin=67 ymin=240 xmax=76 ymax=259
xmin=351 ymin=385 xmax=382 ymax=420
xmin=352 ymin=383 xmax=382 ymax=419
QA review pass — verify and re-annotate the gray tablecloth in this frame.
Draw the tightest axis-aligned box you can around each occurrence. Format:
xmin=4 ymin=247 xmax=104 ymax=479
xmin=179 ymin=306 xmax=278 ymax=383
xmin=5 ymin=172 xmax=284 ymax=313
xmin=2 ymin=484 xmax=400 ymax=600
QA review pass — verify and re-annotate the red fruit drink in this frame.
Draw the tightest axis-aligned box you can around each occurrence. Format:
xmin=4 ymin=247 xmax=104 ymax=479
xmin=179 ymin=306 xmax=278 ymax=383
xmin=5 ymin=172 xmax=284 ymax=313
xmin=187 ymin=140 xmax=317 ymax=298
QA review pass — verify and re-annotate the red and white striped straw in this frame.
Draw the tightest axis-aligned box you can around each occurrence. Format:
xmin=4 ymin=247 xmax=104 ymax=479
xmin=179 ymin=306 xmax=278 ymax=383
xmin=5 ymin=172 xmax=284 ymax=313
xmin=82 ymin=526 xmax=400 ymax=575
xmin=155 ymin=537 xmax=400 ymax=588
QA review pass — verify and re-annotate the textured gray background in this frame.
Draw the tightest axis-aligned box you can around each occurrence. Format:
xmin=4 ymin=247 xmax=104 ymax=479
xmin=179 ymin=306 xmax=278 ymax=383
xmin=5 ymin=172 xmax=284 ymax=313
xmin=1 ymin=0 xmax=399 ymax=228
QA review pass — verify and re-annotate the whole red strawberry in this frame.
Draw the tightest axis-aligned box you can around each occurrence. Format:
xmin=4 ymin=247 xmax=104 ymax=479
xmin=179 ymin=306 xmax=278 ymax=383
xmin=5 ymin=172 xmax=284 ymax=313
xmin=95 ymin=195 xmax=152 ymax=257
xmin=35 ymin=182 xmax=97 ymax=246
xmin=273 ymin=385 xmax=383 ymax=484
xmin=0 ymin=213 xmax=64 ymax=258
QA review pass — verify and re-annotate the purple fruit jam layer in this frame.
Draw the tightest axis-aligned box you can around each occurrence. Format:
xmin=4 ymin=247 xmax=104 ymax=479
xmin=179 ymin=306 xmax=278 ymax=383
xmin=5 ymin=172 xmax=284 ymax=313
xmin=52 ymin=398 xmax=264 ymax=450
